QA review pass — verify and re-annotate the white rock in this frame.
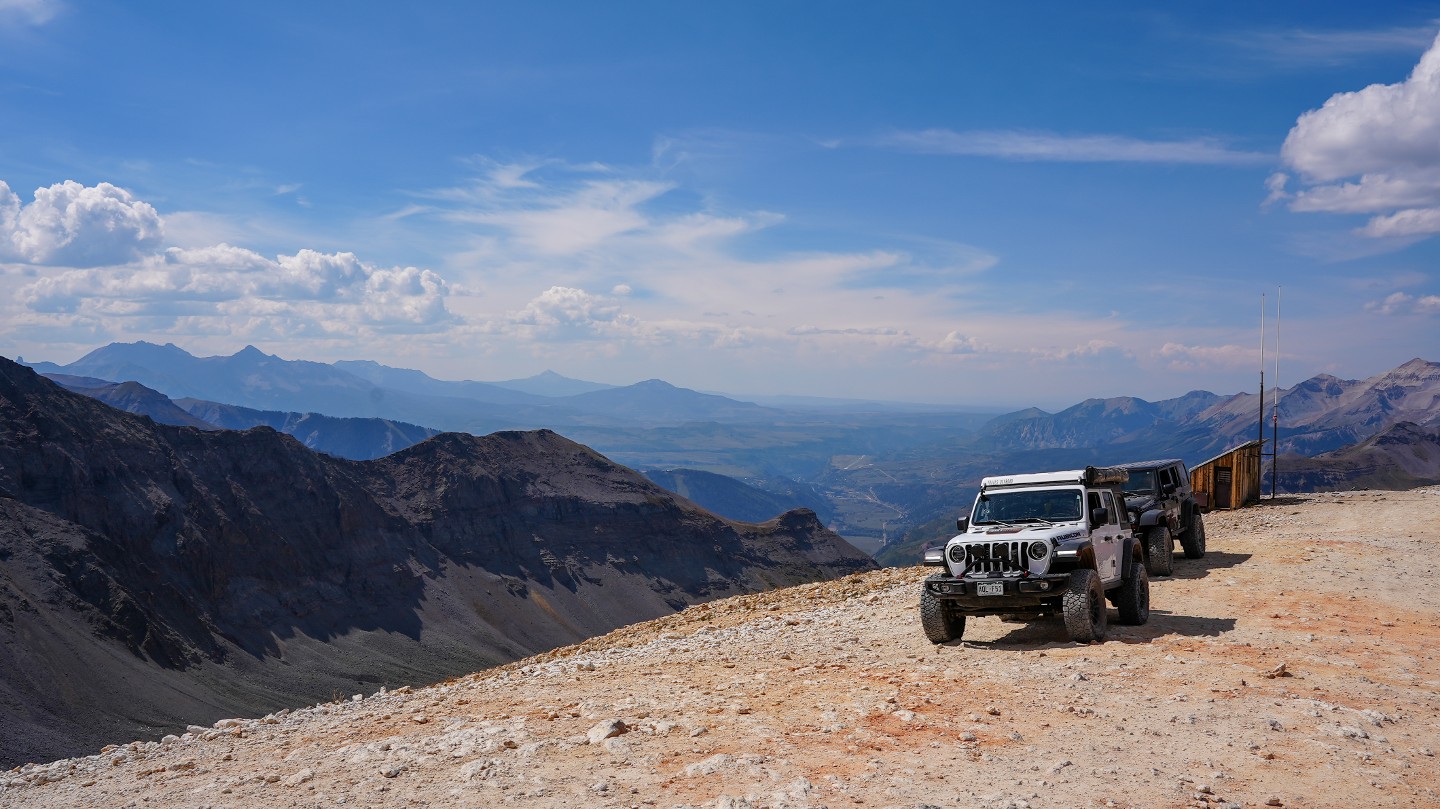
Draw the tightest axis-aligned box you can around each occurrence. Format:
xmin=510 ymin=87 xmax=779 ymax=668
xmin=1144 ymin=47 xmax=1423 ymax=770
xmin=587 ymin=718 xmax=629 ymax=744
xmin=685 ymin=753 xmax=735 ymax=776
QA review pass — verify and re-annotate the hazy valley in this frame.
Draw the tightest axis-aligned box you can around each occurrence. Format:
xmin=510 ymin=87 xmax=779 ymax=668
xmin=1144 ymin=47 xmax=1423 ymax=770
xmin=22 ymin=343 xmax=1440 ymax=559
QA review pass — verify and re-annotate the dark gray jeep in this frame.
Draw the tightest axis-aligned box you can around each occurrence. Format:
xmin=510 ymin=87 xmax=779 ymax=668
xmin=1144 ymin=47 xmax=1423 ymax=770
xmin=1115 ymin=459 xmax=1207 ymax=576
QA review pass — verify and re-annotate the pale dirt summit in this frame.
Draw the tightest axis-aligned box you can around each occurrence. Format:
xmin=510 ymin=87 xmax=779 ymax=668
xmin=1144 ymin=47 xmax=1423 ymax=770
xmin=4 ymin=488 xmax=1439 ymax=809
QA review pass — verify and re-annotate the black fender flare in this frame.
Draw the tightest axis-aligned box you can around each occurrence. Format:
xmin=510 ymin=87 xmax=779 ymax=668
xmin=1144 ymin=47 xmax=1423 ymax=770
xmin=1121 ymin=537 xmax=1141 ymax=571
xmin=1055 ymin=538 xmax=1096 ymax=571
xmin=1137 ymin=509 xmax=1166 ymax=528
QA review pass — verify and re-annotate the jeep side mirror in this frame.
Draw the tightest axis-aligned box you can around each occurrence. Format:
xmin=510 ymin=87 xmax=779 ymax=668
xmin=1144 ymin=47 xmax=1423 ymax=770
xmin=1090 ymin=507 xmax=1108 ymax=528
xmin=956 ymin=517 xmax=969 ymax=532
xmin=1162 ymin=483 xmax=1177 ymax=495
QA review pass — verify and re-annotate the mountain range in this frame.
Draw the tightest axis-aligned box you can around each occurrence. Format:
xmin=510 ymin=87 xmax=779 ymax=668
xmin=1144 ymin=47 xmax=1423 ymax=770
xmin=1274 ymin=421 xmax=1440 ymax=492
xmin=0 ymin=357 xmax=873 ymax=767
xmin=18 ymin=343 xmax=1440 ymax=555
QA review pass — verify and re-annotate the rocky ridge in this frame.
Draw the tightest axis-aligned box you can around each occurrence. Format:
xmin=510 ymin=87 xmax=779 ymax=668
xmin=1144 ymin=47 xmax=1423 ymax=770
xmin=5 ymin=488 xmax=1437 ymax=808
xmin=1276 ymin=421 xmax=1440 ymax=492
xmin=0 ymin=357 xmax=873 ymax=767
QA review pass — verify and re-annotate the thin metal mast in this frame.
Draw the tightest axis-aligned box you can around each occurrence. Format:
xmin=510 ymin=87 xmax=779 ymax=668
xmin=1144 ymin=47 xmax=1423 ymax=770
xmin=1272 ymin=287 xmax=1280 ymax=498
xmin=1258 ymin=293 xmax=1266 ymax=465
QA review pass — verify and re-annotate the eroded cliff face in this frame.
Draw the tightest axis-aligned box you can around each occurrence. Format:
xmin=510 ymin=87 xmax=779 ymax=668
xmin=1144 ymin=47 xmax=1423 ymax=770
xmin=0 ymin=357 xmax=874 ymax=767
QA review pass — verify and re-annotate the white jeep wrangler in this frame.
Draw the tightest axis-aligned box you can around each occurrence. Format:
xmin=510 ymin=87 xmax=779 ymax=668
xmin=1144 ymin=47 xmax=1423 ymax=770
xmin=919 ymin=466 xmax=1150 ymax=644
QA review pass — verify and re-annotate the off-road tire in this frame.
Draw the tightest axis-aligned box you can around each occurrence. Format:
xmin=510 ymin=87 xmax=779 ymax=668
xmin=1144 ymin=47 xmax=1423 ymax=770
xmin=919 ymin=589 xmax=964 ymax=643
xmin=1115 ymin=560 xmax=1150 ymax=625
xmin=1145 ymin=525 xmax=1174 ymax=577
xmin=1181 ymin=513 xmax=1207 ymax=559
xmin=1062 ymin=569 xmax=1107 ymax=643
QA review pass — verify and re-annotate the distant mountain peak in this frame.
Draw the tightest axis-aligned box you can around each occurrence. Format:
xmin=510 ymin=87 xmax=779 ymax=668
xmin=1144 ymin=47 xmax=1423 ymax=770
xmin=1386 ymin=358 xmax=1440 ymax=379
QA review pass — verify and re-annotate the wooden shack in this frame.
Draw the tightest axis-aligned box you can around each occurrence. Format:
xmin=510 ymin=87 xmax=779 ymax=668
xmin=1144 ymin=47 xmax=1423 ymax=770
xmin=1190 ymin=439 xmax=1264 ymax=511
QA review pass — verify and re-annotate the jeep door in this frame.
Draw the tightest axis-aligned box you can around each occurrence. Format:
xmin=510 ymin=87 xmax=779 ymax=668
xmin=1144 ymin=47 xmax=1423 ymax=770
xmin=1092 ymin=489 xmax=1125 ymax=584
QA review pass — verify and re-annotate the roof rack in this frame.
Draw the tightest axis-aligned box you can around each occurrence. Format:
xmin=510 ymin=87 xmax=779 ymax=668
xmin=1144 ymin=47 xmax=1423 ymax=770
xmin=979 ymin=466 xmax=1129 ymax=490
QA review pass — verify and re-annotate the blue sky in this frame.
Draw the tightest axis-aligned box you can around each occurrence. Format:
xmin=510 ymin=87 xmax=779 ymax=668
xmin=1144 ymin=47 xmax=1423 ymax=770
xmin=1 ymin=1 xmax=1437 ymax=408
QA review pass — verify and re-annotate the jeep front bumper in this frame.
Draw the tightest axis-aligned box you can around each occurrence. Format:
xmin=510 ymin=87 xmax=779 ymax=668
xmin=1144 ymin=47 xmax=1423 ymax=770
xmin=923 ymin=572 xmax=1074 ymax=615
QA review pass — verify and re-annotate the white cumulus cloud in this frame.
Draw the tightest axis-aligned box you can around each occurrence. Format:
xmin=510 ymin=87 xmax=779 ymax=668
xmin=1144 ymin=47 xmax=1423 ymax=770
xmin=4 ymin=179 xmax=455 ymax=336
xmin=1279 ymin=30 xmax=1440 ymax=238
xmin=0 ymin=180 xmax=163 ymax=267
xmin=507 ymin=286 xmax=635 ymax=340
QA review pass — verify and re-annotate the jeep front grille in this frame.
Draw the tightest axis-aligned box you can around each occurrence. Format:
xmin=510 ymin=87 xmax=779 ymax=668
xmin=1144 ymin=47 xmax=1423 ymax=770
xmin=959 ymin=541 xmax=1039 ymax=576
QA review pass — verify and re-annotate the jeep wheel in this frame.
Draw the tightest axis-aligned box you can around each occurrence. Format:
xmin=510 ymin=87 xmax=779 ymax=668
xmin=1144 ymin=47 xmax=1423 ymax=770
xmin=1062 ymin=569 xmax=1107 ymax=643
xmin=1115 ymin=560 xmax=1150 ymax=625
xmin=919 ymin=589 xmax=964 ymax=643
xmin=1181 ymin=513 xmax=1207 ymax=559
xmin=1144 ymin=525 xmax=1174 ymax=577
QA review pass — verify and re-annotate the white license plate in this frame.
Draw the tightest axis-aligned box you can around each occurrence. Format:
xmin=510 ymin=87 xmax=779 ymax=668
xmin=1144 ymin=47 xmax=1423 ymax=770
xmin=976 ymin=582 xmax=1004 ymax=596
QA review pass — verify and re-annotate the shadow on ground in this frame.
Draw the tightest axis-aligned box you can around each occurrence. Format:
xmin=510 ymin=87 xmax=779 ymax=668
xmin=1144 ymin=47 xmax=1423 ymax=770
xmin=940 ymin=609 xmax=1238 ymax=650
xmin=1169 ymin=550 xmax=1253 ymax=579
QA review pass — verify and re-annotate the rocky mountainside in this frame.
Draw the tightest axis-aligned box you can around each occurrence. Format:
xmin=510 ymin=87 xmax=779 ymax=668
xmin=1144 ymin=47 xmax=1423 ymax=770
xmin=1275 ymin=421 xmax=1440 ymax=492
xmin=970 ymin=358 xmax=1440 ymax=463
xmin=974 ymin=395 xmax=1171 ymax=450
xmin=1194 ymin=358 xmax=1440 ymax=457
xmin=0 ymin=357 xmax=874 ymax=768
xmin=40 ymin=374 xmax=216 ymax=429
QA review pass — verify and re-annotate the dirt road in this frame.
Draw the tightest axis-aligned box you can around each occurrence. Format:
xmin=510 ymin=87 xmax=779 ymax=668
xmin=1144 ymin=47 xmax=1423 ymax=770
xmin=5 ymin=488 xmax=1438 ymax=808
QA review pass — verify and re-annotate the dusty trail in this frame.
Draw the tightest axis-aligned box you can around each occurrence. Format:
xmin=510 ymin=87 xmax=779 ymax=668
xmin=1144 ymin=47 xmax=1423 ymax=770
xmin=5 ymin=488 xmax=1438 ymax=808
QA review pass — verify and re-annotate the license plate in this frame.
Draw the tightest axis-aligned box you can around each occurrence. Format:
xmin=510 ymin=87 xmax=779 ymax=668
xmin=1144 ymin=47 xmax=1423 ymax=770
xmin=977 ymin=581 xmax=1004 ymax=596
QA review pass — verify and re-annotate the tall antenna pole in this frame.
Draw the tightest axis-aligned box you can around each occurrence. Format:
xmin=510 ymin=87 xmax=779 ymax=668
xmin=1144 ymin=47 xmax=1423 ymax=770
xmin=1258 ymin=292 xmax=1266 ymax=463
xmin=1272 ymin=287 xmax=1280 ymax=499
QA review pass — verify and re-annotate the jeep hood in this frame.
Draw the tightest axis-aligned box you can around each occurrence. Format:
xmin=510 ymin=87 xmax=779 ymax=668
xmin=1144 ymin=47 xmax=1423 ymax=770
xmin=956 ymin=523 xmax=1087 ymax=544
xmin=1124 ymin=493 xmax=1157 ymax=511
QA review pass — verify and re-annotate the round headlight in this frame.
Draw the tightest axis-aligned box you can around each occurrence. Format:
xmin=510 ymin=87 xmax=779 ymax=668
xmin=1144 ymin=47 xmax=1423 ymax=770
xmin=1028 ymin=541 xmax=1049 ymax=561
xmin=948 ymin=545 xmax=965 ymax=563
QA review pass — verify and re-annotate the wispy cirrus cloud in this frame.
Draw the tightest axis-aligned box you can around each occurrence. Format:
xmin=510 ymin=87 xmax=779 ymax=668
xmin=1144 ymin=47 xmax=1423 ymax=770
xmin=879 ymin=129 xmax=1270 ymax=166
xmin=1220 ymin=22 xmax=1440 ymax=67
xmin=0 ymin=0 xmax=61 ymax=29
xmin=1156 ymin=342 xmax=1260 ymax=372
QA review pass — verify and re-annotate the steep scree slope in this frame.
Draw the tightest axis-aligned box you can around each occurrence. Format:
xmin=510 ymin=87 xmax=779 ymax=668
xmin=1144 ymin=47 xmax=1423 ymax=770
xmin=0 ymin=357 xmax=873 ymax=767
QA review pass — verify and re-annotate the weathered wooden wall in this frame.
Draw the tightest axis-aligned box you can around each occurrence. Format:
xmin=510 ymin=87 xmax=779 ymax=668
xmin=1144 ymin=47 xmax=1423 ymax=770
xmin=1191 ymin=440 xmax=1263 ymax=511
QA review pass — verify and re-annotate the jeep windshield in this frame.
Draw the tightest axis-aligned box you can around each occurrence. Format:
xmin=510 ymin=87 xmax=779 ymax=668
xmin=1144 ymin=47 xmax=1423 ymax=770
xmin=973 ymin=489 xmax=1083 ymax=525
xmin=1122 ymin=469 xmax=1156 ymax=495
